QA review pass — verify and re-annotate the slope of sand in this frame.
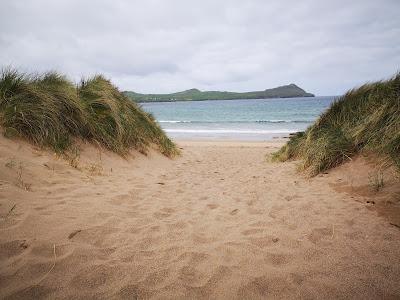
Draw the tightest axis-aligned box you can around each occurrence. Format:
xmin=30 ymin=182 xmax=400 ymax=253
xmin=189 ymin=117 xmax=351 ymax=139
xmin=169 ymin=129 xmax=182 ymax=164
xmin=0 ymin=137 xmax=400 ymax=299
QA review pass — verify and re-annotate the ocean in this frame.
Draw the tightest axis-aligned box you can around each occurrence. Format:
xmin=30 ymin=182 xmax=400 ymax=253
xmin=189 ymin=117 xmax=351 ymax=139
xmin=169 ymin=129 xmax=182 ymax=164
xmin=141 ymin=96 xmax=337 ymax=140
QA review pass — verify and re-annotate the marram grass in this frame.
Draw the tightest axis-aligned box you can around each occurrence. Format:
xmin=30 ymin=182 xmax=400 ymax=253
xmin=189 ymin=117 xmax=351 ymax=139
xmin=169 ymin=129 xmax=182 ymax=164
xmin=0 ymin=68 xmax=178 ymax=157
xmin=272 ymin=73 xmax=400 ymax=176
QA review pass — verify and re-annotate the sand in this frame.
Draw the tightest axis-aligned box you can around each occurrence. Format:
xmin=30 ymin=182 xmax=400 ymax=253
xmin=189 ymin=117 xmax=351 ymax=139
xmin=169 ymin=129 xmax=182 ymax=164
xmin=0 ymin=137 xmax=400 ymax=299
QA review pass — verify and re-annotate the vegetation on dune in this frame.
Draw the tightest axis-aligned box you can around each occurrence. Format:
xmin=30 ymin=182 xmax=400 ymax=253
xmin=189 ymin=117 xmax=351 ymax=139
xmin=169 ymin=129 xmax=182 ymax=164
xmin=0 ymin=68 xmax=178 ymax=157
xmin=273 ymin=73 xmax=400 ymax=176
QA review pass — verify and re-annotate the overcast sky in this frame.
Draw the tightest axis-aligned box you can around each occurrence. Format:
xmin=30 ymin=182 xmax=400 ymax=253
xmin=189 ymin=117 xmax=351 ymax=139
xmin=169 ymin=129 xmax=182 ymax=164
xmin=1 ymin=0 xmax=399 ymax=95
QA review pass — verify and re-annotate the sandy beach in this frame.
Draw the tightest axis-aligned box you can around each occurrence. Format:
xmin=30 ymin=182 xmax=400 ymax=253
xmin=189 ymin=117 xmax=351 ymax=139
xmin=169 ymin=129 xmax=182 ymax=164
xmin=1 ymin=136 xmax=400 ymax=299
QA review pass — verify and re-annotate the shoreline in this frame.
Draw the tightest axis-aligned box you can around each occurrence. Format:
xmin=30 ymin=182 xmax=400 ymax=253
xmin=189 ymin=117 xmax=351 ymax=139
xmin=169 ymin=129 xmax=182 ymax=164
xmin=165 ymin=135 xmax=291 ymax=143
xmin=174 ymin=139 xmax=286 ymax=147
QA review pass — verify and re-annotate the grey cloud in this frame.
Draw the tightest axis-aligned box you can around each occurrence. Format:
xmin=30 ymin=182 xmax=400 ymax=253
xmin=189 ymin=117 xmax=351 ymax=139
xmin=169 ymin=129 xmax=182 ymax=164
xmin=1 ymin=0 xmax=399 ymax=95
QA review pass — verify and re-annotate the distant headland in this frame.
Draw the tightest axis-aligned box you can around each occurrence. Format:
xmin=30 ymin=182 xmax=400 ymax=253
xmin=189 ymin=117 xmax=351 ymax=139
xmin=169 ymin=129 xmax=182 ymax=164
xmin=123 ymin=83 xmax=314 ymax=102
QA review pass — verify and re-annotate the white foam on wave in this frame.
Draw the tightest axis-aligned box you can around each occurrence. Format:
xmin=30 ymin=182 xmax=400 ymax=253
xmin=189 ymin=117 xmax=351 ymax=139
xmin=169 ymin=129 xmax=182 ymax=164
xmin=164 ymin=129 xmax=297 ymax=134
xmin=159 ymin=120 xmax=191 ymax=123
xmin=159 ymin=120 xmax=311 ymax=124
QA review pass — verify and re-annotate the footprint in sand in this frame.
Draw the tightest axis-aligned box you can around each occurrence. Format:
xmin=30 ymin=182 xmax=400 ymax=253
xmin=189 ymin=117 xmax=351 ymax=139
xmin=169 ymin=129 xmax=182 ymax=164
xmin=140 ymin=268 xmax=170 ymax=288
xmin=0 ymin=239 xmax=29 ymax=260
xmin=117 ymin=284 xmax=149 ymax=299
xmin=237 ymin=275 xmax=291 ymax=298
xmin=266 ymin=252 xmax=292 ymax=266
xmin=248 ymin=235 xmax=276 ymax=248
xmin=178 ymin=265 xmax=207 ymax=286
xmin=307 ymin=227 xmax=333 ymax=244
xmin=181 ymin=265 xmax=231 ymax=297
xmin=344 ymin=230 xmax=365 ymax=240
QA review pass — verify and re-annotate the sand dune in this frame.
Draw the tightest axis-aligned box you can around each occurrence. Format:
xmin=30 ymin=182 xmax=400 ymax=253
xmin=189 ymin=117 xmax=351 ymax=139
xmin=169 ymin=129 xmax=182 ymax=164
xmin=0 ymin=137 xmax=399 ymax=299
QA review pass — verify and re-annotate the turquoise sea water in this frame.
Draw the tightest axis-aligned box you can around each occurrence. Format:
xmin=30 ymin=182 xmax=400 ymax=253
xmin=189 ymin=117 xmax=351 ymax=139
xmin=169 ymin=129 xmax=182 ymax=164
xmin=141 ymin=96 xmax=337 ymax=140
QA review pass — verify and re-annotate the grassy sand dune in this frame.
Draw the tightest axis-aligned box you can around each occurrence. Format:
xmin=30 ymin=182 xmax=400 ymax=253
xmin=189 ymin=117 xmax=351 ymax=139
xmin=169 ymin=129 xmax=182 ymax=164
xmin=0 ymin=69 xmax=178 ymax=157
xmin=273 ymin=73 xmax=400 ymax=176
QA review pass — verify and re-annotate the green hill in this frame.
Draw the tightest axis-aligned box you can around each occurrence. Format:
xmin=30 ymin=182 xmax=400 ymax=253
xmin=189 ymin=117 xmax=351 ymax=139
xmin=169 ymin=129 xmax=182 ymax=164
xmin=0 ymin=69 xmax=178 ymax=157
xmin=124 ymin=84 xmax=314 ymax=102
xmin=272 ymin=73 xmax=400 ymax=176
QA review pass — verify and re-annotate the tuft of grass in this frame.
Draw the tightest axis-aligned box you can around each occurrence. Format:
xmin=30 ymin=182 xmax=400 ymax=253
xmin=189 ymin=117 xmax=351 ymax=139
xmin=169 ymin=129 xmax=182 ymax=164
xmin=0 ymin=68 xmax=178 ymax=157
xmin=65 ymin=145 xmax=80 ymax=169
xmin=86 ymin=162 xmax=103 ymax=176
xmin=273 ymin=72 xmax=400 ymax=176
xmin=16 ymin=163 xmax=32 ymax=191
xmin=368 ymin=171 xmax=384 ymax=192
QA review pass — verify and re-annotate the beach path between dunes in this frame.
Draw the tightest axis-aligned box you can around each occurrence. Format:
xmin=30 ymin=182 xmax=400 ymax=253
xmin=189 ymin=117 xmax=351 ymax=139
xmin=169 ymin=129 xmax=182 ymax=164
xmin=0 ymin=138 xmax=399 ymax=299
